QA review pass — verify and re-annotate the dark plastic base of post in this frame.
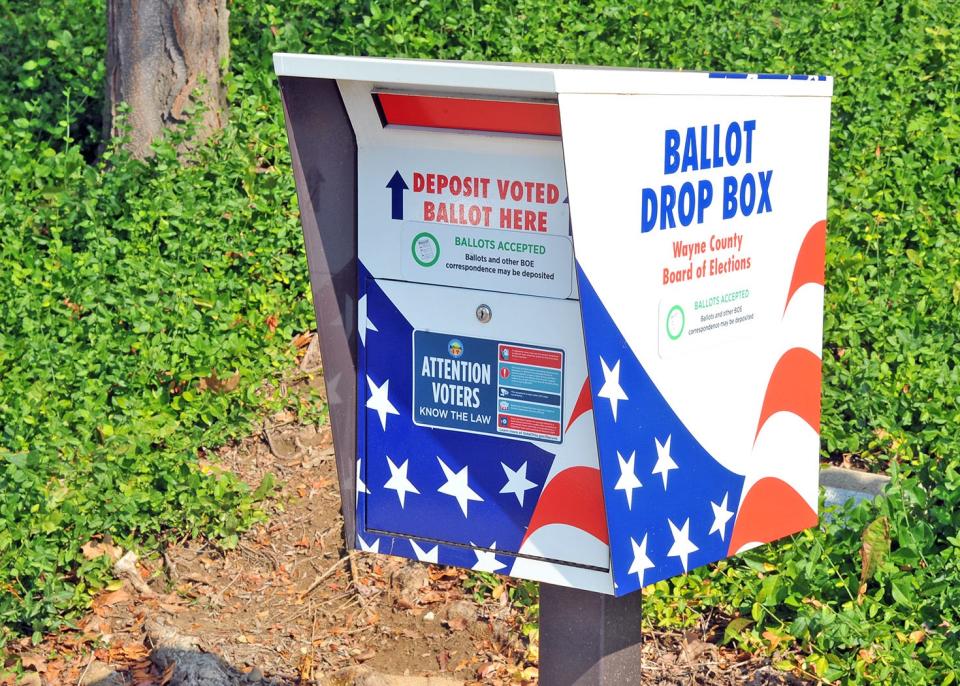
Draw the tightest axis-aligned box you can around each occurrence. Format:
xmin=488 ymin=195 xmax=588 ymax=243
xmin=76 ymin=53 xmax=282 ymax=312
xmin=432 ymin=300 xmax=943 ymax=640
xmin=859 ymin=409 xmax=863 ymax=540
xmin=539 ymin=583 xmax=642 ymax=685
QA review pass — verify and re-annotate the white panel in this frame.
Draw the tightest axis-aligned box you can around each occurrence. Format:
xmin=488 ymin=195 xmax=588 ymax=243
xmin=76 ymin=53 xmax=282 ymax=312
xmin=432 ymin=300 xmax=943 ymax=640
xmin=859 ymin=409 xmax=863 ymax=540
xmin=339 ymin=80 xmax=576 ymax=298
xmin=275 ymin=54 xmax=832 ymax=98
xmin=560 ymin=92 xmax=831 ymax=478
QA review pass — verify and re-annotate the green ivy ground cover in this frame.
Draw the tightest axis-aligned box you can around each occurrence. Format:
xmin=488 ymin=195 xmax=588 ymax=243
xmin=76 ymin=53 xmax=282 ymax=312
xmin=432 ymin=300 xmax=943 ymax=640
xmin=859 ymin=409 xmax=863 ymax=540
xmin=0 ymin=0 xmax=315 ymax=644
xmin=2 ymin=0 xmax=959 ymax=682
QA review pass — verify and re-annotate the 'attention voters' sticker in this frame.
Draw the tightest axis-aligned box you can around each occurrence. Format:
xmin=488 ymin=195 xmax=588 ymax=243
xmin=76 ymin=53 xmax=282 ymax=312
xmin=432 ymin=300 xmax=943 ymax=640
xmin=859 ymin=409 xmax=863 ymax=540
xmin=413 ymin=331 xmax=564 ymax=443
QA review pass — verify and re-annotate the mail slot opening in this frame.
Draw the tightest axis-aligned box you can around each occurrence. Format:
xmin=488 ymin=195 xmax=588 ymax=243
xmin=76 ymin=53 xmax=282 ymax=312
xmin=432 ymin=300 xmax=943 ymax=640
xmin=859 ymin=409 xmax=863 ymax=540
xmin=373 ymin=91 xmax=562 ymax=137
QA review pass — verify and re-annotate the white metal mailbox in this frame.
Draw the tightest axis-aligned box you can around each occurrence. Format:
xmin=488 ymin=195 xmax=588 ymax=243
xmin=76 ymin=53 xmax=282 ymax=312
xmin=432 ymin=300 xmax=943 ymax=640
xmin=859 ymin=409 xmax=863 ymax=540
xmin=275 ymin=56 xmax=833 ymax=596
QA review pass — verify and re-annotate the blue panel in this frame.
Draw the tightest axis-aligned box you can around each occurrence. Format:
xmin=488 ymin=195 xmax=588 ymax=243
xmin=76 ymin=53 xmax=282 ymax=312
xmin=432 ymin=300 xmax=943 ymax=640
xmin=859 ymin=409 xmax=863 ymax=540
xmin=360 ymin=276 xmax=556 ymax=555
xmin=709 ymin=72 xmax=826 ymax=81
xmin=709 ymin=72 xmax=748 ymax=79
xmin=576 ymin=266 xmax=746 ymax=595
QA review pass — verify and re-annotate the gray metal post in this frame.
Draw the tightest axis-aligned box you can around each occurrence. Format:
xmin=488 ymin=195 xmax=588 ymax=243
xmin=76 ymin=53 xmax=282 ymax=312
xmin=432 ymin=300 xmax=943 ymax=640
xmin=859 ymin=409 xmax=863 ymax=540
xmin=539 ymin=583 xmax=643 ymax=685
xmin=278 ymin=76 xmax=359 ymax=546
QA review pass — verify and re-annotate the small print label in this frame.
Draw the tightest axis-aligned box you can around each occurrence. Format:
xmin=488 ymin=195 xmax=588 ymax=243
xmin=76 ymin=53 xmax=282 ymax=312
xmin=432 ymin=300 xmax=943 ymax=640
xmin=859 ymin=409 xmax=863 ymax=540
xmin=658 ymin=280 xmax=759 ymax=358
xmin=414 ymin=332 xmax=563 ymax=443
xmin=495 ymin=344 xmax=563 ymax=441
xmin=401 ymin=223 xmax=573 ymax=299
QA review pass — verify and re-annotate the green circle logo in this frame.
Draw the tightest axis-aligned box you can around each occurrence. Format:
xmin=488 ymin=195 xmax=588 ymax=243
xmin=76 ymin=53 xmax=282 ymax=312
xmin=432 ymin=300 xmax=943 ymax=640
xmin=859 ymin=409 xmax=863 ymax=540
xmin=666 ymin=305 xmax=685 ymax=340
xmin=411 ymin=232 xmax=440 ymax=267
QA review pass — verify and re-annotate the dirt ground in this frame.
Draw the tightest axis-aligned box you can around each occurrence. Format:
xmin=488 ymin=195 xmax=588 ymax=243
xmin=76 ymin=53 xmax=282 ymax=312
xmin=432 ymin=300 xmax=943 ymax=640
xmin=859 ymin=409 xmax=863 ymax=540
xmin=4 ymin=345 xmax=813 ymax=686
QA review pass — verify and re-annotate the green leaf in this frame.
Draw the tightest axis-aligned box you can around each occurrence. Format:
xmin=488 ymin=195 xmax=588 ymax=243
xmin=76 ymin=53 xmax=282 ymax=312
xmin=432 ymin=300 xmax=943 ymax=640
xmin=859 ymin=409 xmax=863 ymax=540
xmin=722 ymin=617 xmax=753 ymax=645
xmin=860 ymin=516 xmax=891 ymax=586
xmin=890 ymin=577 xmax=914 ymax=608
xmin=252 ymin=472 xmax=277 ymax=501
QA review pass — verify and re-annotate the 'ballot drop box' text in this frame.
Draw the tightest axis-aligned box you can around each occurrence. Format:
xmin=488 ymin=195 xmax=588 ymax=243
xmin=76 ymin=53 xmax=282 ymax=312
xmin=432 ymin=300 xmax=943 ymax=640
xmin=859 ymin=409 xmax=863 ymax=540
xmin=275 ymin=56 xmax=833 ymax=596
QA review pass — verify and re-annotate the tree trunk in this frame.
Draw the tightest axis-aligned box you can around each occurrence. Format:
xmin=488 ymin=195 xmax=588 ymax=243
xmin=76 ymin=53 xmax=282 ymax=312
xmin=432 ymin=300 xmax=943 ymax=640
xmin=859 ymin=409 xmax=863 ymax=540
xmin=105 ymin=0 xmax=229 ymax=158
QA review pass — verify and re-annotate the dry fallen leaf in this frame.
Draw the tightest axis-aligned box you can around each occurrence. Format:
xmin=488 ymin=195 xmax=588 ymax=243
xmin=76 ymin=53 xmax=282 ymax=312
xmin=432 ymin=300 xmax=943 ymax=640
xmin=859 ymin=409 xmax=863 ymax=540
xmin=129 ymin=658 xmax=155 ymax=686
xmin=117 ymin=642 xmax=151 ymax=662
xmin=859 ymin=516 xmax=891 ymax=602
xmin=81 ymin=539 xmax=123 ymax=562
xmin=298 ymin=653 xmax=314 ymax=682
xmin=419 ymin=590 xmax=444 ymax=604
xmin=355 ymin=649 xmax=376 ymax=662
xmin=291 ymin=332 xmax=313 ymax=349
xmin=519 ymin=666 xmax=539 ymax=682
xmin=93 ymin=589 xmax=131 ymax=609
xmin=19 ymin=655 xmax=46 ymax=673
xmin=272 ymin=409 xmax=297 ymax=425
xmin=762 ymin=630 xmax=784 ymax=651
xmin=42 ymin=662 xmax=63 ymax=684
xmin=197 ymin=370 xmax=240 ymax=394
xmin=445 ymin=617 xmax=467 ymax=632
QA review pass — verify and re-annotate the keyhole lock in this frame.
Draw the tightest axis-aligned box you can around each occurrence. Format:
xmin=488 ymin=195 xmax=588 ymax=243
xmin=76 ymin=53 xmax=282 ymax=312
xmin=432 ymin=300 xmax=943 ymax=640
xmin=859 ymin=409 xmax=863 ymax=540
xmin=476 ymin=304 xmax=492 ymax=323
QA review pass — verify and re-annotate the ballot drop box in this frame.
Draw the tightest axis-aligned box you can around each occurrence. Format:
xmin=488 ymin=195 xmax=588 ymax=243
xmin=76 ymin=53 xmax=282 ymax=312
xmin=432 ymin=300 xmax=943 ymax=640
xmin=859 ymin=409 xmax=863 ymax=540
xmin=275 ymin=56 xmax=833 ymax=597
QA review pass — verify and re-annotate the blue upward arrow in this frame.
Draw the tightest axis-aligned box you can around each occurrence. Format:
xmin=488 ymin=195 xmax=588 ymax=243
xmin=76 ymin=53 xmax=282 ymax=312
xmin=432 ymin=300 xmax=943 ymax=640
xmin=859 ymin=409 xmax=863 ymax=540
xmin=386 ymin=171 xmax=409 ymax=220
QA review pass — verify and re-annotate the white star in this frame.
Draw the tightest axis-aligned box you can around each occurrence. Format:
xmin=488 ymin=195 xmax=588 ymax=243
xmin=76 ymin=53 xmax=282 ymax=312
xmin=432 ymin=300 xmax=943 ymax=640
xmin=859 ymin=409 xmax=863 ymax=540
xmin=410 ymin=540 xmax=439 ymax=563
xmin=356 ymin=459 xmax=371 ymax=504
xmin=628 ymin=534 xmax=655 ymax=586
xmin=472 ymin=542 xmax=507 ymax=573
xmin=357 ymin=294 xmax=378 ymax=346
xmin=614 ymin=450 xmax=643 ymax=509
xmin=437 ymin=457 xmax=484 ymax=516
xmin=366 ymin=375 xmax=399 ymax=430
xmin=383 ymin=455 xmax=419 ymax=508
xmin=499 ymin=462 xmax=537 ymax=506
xmin=666 ymin=518 xmax=699 ymax=572
xmin=652 ymin=435 xmax=678 ymax=489
xmin=709 ymin=492 xmax=734 ymax=541
xmin=357 ymin=534 xmax=380 ymax=553
xmin=597 ymin=357 xmax=628 ymax=421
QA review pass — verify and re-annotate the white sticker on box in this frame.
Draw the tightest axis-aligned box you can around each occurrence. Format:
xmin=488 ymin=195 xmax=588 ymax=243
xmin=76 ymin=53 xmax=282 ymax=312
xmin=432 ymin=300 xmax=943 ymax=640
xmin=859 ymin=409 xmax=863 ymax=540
xmin=657 ymin=279 xmax=760 ymax=358
xmin=400 ymin=222 xmax=573 ymax=299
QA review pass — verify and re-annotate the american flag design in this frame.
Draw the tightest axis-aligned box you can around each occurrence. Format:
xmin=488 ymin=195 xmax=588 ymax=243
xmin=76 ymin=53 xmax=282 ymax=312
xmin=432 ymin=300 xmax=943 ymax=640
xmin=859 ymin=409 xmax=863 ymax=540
xmin=338 ymin=79 xmax=829 ymax=596
xmin=576 ymin=219 xmax=825 ymax=595
xmin=356 ymin=262 xmax=614 ymax=593
xmin=354 ymin=217 xmax=824 ymax=595
xmin=578 ymin=266 xmax=746 ymax=593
